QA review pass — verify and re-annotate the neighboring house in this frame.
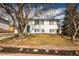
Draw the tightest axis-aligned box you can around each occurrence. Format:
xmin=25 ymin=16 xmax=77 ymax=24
xmin=0 ymin=17 xmax=14 ymax=33
xmin=24 ymin=19 xmax=62 ymax=34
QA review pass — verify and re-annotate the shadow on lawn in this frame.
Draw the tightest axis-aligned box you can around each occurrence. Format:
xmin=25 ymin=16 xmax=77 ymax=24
xmin=60 ymin=35 xmax=71 ymax=40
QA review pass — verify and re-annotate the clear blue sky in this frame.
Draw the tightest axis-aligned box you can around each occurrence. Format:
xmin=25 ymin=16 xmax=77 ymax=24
xmin=53 ymin=3 xmax=66 ymax=8
xmin=31 ymin=3 xmax=66 ymax=9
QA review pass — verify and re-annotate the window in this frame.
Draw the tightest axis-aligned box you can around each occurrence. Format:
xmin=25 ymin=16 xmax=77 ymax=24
xmin=35 ymin=20 xmax=44 ymax=25
xmin=49 ymin=20 xmax=54 ymax=25
xmin=27 ymin=25 xmax=30 ymax=32
xmin=35 ymin=29 xmax=36 ymax=32
xmin=42 ymin=29 xmax=44 ymax=32
xmin=35 ymin=29 xmax=44 ymax=32
xmin=40 ymin=20 xmax=44 ymax=25
xmin=57 ymin=29 xmax=59 ymax=33
xmin=35 ymin=20 xmax=39 ymax=24
xmin=35 ymin=29 xmax=40 ymax=32
xmin=50 ymin=29 xmax=55 ymax=32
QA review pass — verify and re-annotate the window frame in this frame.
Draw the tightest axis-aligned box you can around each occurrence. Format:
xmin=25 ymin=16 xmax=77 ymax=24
xmin=40 ymin=20 xmax=44 ymax=25
xmin=49 ymin=20 xmax=54 ymax=25
xmin=50 ymin=29 xmax=55 ymax=32
xmin=35 ymin=20 xmax=39 ymax=25
xmin=35 ymin=29 xmax=40 ymax=32
xmin=42 ymin=29 xmax=44 ymax=32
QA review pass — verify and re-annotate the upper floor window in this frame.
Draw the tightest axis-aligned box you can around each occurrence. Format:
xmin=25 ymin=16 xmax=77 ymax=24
xmin=35 ymin=20 xmax=39 ymax=24
xmin=49 ymin=20 xmax=54 ymax=25
xmin=35 ymin=20 xmax=44 ymax=25
xmin=35 ymin=29 xmax=40 ymax=32
xmin=40 ymin=20 xmax=44 ymax=25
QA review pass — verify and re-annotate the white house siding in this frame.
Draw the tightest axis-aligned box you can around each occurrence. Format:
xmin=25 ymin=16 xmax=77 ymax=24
xmin=0 ymin=22 xmax=9 ymax=30
xmin=24 ymin=20 xmax=60 ymax=34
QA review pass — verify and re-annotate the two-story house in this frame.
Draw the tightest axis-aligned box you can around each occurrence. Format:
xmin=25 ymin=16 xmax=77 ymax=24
xmin=24 ymin=19 xmax=61 ymax=34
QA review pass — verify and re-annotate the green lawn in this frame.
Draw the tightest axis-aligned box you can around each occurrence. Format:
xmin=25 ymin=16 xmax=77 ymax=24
xmin=0 ymin=34 xmax=78 ymax=47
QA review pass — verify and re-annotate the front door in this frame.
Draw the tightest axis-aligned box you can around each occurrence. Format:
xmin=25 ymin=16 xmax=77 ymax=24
xmin=27 ymin=25 xmax=30 ymax=32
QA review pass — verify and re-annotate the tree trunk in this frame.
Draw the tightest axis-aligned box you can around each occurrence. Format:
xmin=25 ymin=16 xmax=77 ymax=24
xmin=18 ymin=21 xmax=25 ymax=39
xmin=71 ymin=27 xmax=79 ymax=40
xmin=17 ymin=4 xmax=25 ymax=39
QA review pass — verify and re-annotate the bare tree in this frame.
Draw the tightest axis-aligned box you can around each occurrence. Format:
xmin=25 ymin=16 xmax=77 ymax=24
xmin=63 ymin=3 xmax=79 ymax=40
xmin=0 ymin=3 xmax=52 ymax=38
xmin=0 ymin=3 xmax=39 ymax=37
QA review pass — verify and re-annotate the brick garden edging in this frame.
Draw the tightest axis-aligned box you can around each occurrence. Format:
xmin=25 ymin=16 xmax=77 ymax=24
xmin=0 ymin=44 xmax=79 ymax=55
xmin=0 ymin=44 xmax=79 ymax=51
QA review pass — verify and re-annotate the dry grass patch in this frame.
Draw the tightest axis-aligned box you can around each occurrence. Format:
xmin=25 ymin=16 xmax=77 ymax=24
xmin=0 ymin=34 xmax=78 ymax=46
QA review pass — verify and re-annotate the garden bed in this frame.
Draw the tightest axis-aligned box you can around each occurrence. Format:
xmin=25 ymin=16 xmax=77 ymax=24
xmin=0 ymin=46 xmax=79 ymax=56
